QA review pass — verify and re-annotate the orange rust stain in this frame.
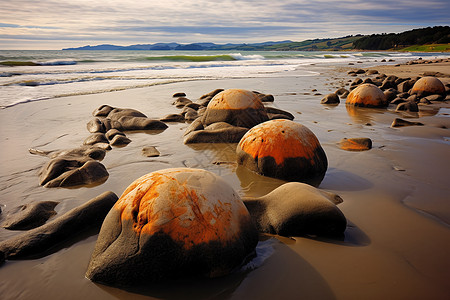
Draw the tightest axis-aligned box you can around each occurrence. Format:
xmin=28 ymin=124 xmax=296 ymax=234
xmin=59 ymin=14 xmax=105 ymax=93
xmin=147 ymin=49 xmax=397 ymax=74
xmin=114 ymin=169 xmax=248 ymax=249
xmin=207 ymin=89 xmax=264 ymax=110
xmin=238 ymin=120 xmax=321 ymax=165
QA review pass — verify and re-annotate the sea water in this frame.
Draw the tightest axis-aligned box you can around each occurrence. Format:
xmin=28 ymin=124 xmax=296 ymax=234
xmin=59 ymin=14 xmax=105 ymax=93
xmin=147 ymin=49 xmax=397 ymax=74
xmin=0 ymin=50 xmax=448 ymax=108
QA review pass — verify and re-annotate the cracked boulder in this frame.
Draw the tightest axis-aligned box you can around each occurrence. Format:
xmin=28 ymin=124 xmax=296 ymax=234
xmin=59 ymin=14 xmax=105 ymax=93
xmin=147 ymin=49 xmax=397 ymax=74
xmin=86 ymin=168 xmax=258 ymax=286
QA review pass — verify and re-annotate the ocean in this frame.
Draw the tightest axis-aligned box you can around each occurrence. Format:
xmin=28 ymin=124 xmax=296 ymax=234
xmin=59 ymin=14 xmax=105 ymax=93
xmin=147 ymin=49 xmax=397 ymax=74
xmin=0 ymin=50 xmax=448 ymax=108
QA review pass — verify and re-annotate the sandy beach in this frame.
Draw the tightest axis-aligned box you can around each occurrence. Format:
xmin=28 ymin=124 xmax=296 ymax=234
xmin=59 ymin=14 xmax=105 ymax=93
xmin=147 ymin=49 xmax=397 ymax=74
xmin=1 ymin=59 xmax=450 ymax=299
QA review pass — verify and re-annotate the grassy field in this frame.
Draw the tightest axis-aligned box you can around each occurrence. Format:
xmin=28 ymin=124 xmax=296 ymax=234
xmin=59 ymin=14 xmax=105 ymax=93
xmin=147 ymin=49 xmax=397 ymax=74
xmin=400 ymin=44 xmax=450 ymax=52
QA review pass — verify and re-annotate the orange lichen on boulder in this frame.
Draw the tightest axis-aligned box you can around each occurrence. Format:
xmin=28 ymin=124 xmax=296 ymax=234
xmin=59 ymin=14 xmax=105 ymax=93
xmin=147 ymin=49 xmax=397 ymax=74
xmin=202 ymin=89 xmax=268 ymax=128
xmin=86 ymin=168 xmax=258 ymax=286
xmin=411 ymin=76 xmax=445 ymax=97
xmin=346 ymin=83 xmax=388 ymax=107
xmin=237 ymin=119 xmax=327 ymax=186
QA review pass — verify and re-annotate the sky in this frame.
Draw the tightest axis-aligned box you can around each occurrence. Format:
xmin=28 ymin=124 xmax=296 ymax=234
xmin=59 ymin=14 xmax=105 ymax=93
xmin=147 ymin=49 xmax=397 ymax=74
xmin=0 ymin=0 xmax=449 ymax=50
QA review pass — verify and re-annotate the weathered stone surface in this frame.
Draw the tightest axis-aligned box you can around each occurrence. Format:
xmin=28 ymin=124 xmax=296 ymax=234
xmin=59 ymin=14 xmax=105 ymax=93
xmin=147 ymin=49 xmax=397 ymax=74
xmin=87 ymin=118 xmax=106 ymax=133
xmin=117 ymin=116 xmax=168 ymax=131
xmin=335 ymin=88 xmax=349 ymax=98
xmin=184 ymin=110 xmax=198 ymax=121
xmin=110 ymin=135 xmax=131 ymax=146
xmin=93 ymin=105 xmax=114 ymax=117
xmin=1 ymin=201 xmax=59 ymax=230
xmin=85 ymin=168 xmax=257 ymax=286
xmin=0 ymin=192 xmax=118 ymax=260
xmin=29 ymin=146 xmax=106 ymax=161
xmin=395 ymin=101 xmax=419 ymax=112
xmin=160 ymin=113 xmax=185 ymax=122
xmin=321 ymin=93 xmax=340 ymax=104
xmin=243 ymin=182 xmax=346 ymax=236
xmin=391 ymin=118 xmax=424 ymax=127
xmin=411 ymin=77 xmax=446 ymax=97
xmin=141 ymin=146 xmax=160 ymax=157
xmin=383 ymin=88 xmax=398 ymax=102
xmin=84 ymin=133 xmax=109 ymax=145
xmin=256 ymin=93 xmax=275 ymax=102
xmin=201 ymin=89 xmax=268 ymax=128
xmin=183 ymin=118 xmax=204 ymax=136
xmin=102 ymin=118 xmax=123 ymax=131
xmin=172 ymin=92 xmax=186 ymax=98
xmin=184 ymin=122 xmax=248 ymax=144
xmin=105 ymin=129 xmax=125 ymax=141
xmin=172 ymin=97 xmax=192 ymax=108
xmin=423 ymin=94 xmax=445 ymax=102
xmin=339 ymin=138 xmax=372 ymax=151
xmin=39 ymin=156 xmax=109 ymax=188
xmin=237 ymin=119 xmax=327 ymax=186
xmin=346 ymin=83 xmax=388 ymax=108
xmin=264 ymin=107 xmax=294 ymax=120
xmin=107 ymin=108 xmax=147 ymax=121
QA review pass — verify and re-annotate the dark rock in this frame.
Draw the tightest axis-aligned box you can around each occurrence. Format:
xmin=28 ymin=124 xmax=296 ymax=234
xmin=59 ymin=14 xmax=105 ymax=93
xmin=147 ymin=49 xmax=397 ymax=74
xmin=339 ymin=138 xmax=372 ymax=151
xmin=141 ymin=146 xmax=160 ymax=157
xmin=93 ymin=105 xmax=114 ymax=117
xmin=87 ymin=118 xmax=106 ymax=133
xmin=108 ymin=108 xmax=147 ymax=121
xmin=184 ymin=102 xmax=201 ymax=110
xmin=355 ymin=69 xmax=365 ymax=74
xmin=117 ymin=116 xmax=168 ymax=131
xmin=105 ymin=129 xmax=125 ymax=140
xmin=184 ymin=110 xmax=198 ymax=121
xmin=264 ymin=107 xmax=294 ymax=120
xmin=397 ymin=92 xmax=410 ymax=99
xmin=397 ymin=79 xmax=415 ymax=93
xmin=380 ymin=75 xmax=398 ymax=90
xmin=102 ymin=118 xmax=123 ymax=131
xmin=363 ymin=78 xmax=373 ymax=84
xmin=110 ymin=135 xmax=131 ymax=146
xmin=390 ymin=98 xmax=406 ymax=105
xmin=384 ymin=89 xmax=398 ymax=102
xmin=406 ymin=94 xmax=418 ymax=103
xmin=257 ymin=94 xmax=275 ymax=102
xmin=84 ymin=133 xmax=108 ymax=145
xmin=172 ymin=92 xmax=186 ymax=98
xmin=39 ymin=156 xmax=109 ymax=188
xmin=2 ymin=201 xmax=59 ymax=230
xmin=243 ymin=182 xmax=346 ymax=236
xmin=29 ymin=146 xmax=106 ymax=161
xmin=366 ymin=70 xmax=379 ymax=75
xmin=321 ymin=93 xmax=340 ymax=104
xmin=160 ymin=113 xmax=185 ymax=122
xmin=172 ymin=97 xmax=192 ymax=108
xmin=396 ymin=101 xmax=419 ymax=112
xmin=351 ymin=78 xmax=363 ymax=86
xmin=183 ymin=118 xmax=204 ymax=136
xmin=0 ymin=192 xmax=118 ymax=260
xmin=184 ymin=123 xmax=248 ymax=144
xmin=199 ymin=89 xmax=224 ymax=100
xmin=424 ymin=94 xmax=445 ymax=102
xmin=391 ymin=118 xmax=424 ymax=127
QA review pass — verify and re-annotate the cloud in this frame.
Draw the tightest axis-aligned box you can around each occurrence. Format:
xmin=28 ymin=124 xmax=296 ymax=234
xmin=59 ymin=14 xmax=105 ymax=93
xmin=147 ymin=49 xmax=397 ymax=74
xmin=0 ymin=0 xmax=449 ymax=49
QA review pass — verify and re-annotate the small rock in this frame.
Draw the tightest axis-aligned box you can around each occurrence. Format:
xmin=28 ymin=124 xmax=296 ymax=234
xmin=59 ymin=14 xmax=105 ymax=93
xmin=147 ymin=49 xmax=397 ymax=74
xmin=110 ymin=135 xmax=131 ymax=146
xmin=395 ymin=101 xmax=419 ymax=112
xmin=172 ymin=92 xmax=186 ymax=98
xmin=321 ymin=93 xmax=340 ymax=104
xmin=141 ymin=146 xmax=160 ymax=157
xmin=84 ymin=133 xmax=108 ymax=146
xmin=391 ymin=118 xmax=424 ymax=127
xmin=2 ymin=201 xmax=59 ymax=230
xmin=339 ymin=138 xmax=372 ymax=151
xmin=160 ymin=113 xmax=185 ymax=122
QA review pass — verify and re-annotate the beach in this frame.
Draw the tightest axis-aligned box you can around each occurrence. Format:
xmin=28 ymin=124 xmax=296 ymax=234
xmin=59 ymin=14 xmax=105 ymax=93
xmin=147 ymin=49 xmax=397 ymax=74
xmin=0 ymin=56 xmax=450 ymax=299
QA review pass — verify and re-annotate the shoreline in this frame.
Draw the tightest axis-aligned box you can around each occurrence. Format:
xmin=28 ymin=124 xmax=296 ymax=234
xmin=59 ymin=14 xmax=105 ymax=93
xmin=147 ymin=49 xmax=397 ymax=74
xmin=0 ymin=58 xmax=450 ymax=299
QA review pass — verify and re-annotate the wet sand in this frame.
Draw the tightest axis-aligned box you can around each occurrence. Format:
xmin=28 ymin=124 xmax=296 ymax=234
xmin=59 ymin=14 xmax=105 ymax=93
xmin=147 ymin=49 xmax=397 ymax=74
xmin=0 ymin=61 xmax=450 ymax=299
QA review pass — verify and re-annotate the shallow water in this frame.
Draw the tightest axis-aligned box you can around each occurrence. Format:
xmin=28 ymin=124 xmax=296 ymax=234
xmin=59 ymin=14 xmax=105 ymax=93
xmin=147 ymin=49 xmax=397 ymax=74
xmin=0 ymin=64 xmax=450 ymax=299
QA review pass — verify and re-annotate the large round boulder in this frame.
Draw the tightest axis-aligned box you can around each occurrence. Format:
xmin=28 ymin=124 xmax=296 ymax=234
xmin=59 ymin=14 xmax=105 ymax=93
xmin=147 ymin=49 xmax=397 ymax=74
xmin=346 ymin=83 xmax=388 ymax=107
xmin=411 ymin=76 xmax=445 ymax=97
xmin=236 ymin=119 xmax=327 ymax=186
xmin=86 ymin=168 xmax=258 ymax=286
xmin=201 ymin=89 xmax=268 ymax=128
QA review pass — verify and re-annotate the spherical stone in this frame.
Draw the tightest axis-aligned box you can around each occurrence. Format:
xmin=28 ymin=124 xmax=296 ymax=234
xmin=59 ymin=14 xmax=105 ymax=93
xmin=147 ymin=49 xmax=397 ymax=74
xmin=411 ymin=76 xmax=445 ymax=97
xmin=201 ymin=89 xmax=268 ymax=128
xmin=86 ymin=168 xmax=258 ymax=286
xmin=346 ymin=83 xmax=388 ymax=108
xmin=236 ymin=119 xmax=327 ymax=186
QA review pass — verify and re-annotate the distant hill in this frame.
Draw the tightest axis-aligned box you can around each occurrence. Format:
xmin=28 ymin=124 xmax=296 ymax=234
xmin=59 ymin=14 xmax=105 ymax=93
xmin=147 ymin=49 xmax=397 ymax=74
xmin=62 ymin=26 xmax=450 ymax=52
xmin=353 ymin=26 xmax=450 ymax=50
